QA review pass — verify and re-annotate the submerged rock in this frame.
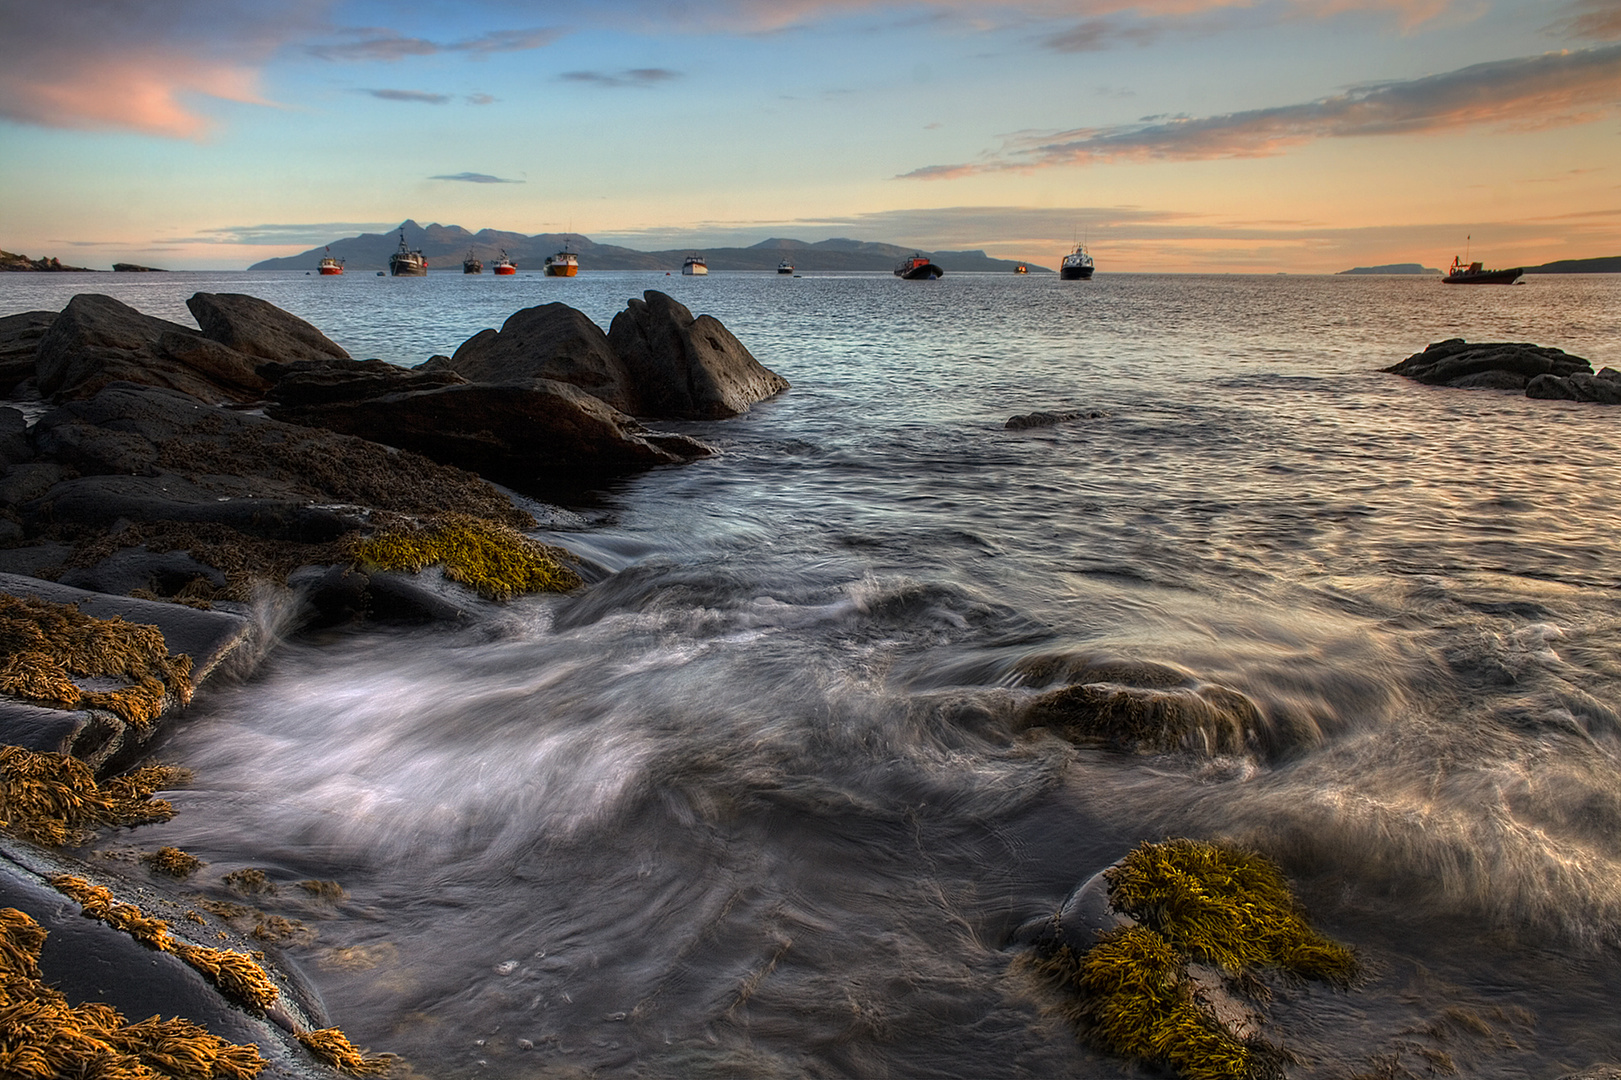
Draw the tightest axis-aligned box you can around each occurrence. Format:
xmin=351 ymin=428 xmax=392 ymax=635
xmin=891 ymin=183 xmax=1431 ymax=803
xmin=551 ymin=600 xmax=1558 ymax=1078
xmin=1383 ymin=338 xmax=1611 ymax=401
xmin=607 ymin=290 xmax=790 ymax=419
xmin=1005 ymin=409 xmax=1106 ymax=430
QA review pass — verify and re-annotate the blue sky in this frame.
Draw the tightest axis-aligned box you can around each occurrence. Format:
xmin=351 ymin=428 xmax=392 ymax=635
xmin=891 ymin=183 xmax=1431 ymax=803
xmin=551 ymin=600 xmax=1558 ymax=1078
xmin=1 ymin=0 xmax=1617 ymax=270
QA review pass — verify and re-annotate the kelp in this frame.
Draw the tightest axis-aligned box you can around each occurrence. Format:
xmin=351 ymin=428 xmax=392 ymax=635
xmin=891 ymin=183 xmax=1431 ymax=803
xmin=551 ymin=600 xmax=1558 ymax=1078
xmin=0 ymin=593 xmax=193 ymax=725
xmin=0 ymin=905 xmax=265 ymax=1079
xmin=144 ymin=846 xmax=203 ymax=878
xmin=0 ymin=746 xmax=187 ymax=846
xmin=349 ymin=514 xmax=582 ymax=600
xmin=296 ymin=1028 xmax=396 ymax=1077
xmin=1037 ymin=839 xmax=1357 ymax=1080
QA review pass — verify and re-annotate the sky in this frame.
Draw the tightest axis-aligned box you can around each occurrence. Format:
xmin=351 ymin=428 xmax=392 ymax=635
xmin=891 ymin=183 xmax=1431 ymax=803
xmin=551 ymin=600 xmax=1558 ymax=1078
xmin=0 ymin=0 xmax=1617 ymax=272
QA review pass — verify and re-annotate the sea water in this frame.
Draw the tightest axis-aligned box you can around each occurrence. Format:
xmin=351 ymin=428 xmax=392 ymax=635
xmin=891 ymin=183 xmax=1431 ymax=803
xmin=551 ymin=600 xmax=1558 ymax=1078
xmin=5 ymin=269 xmax=1621 ymax=1076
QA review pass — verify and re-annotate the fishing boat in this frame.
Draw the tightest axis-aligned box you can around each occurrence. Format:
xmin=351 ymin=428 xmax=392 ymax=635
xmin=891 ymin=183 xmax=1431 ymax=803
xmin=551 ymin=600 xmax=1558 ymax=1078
xmin=1442 ymin=255 xmax=1523 ymax=285
xmin=388 ymin=231 xmax=427 ymax=276
xmin=777 ymin=259 xmax=794 ymax=275
xmin=544 ymin=242 xmax=579 ymax=277
xmin=1014 ymin=264 xmax=1028 ymax=275
xmin=894 ymin=253 xmax=943 ymax=280
xmin=463 ymin=250 xmax=483 ymax=274
xmin=493 ymin=251 xmax=517 ymax=275
xmin=682 ymin=254 xmax=708 ymax=276
xmin=317 ymin=248 xmax=344 ymax=275
xmin=1059 ymin=245 xmax=1094 ymax=280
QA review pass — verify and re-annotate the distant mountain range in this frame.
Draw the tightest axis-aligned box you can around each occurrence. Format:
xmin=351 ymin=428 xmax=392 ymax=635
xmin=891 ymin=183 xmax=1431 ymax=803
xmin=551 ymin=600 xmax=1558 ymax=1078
xmin=1339 ymin=255 xmax=1621 ymax=276
xmin=247 ymin=221 xmax=1050 ymax=274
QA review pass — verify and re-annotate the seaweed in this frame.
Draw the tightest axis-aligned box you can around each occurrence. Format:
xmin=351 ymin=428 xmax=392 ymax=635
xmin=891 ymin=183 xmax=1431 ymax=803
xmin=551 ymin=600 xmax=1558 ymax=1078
xmin=0 ymin=593 xmax=193 ymax=724
xmin=0 ymin=905 xmax=266 ymax=1079
xmin=144 ymin=846 xmax=203 ymax=878
xmin=349 ymin=513 xmax=582 ymax=600
xmin=296 ymin=1028 xmax=396 ymax=1077
xmin=0 ymin=746 xmax=187 ymax=846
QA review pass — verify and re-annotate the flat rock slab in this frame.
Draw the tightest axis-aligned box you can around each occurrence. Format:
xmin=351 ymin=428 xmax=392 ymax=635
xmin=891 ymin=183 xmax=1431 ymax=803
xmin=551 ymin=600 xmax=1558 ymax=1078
xmin=0 ymin=572 xmax=253 ymax=767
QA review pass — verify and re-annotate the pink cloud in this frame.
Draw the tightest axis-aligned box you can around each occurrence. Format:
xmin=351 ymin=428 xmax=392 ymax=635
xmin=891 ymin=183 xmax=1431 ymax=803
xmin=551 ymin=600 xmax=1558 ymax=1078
xmin=902 ymin=45 xmax=1621 ymax=176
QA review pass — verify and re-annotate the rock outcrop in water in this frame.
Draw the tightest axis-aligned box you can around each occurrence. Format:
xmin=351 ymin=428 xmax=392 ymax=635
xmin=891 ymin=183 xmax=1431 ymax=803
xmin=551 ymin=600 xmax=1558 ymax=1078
xmin=1384 ymin=338 xmax=1619 ymax=402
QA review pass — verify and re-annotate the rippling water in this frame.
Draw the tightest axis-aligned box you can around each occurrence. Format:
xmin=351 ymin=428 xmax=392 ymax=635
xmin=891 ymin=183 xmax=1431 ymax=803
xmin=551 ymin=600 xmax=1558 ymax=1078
xmin=8 ymin=269 xmax=1621 ymax=1076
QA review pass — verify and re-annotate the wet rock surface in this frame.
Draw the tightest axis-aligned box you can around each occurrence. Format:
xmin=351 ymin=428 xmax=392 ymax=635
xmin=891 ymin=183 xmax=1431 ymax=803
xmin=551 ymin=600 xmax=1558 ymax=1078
xmin=425 ymin=301 xmax=639 ymax=413
xmin=1384 ymin=338 xmax=1617 ymax=402
xmin=0 ymin=309 xmax=55 ymax=396
xmin=185 ymin=291 xmax=350 ymax=365
xmin=607 ymin=289 xmax=791 ymax=419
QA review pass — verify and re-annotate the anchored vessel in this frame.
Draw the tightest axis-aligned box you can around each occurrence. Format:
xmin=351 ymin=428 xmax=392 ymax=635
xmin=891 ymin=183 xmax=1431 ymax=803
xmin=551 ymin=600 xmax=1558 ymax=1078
xmin=388 ymin=231 xmax=427 ymax=276
xmin=317 ymin=248 xmax=344 ymax=275
xmin=544 ymin=243 xmax=579 ymax=277
xmin=682 ymin=254 xmax=708 ymax=276
xmin=1059 ymin=245 xmax=1094 ymax=280
xmin=894 ymin=254 xmax=943 ymax=280
xmin=777 ymin=259 xmax=794 ymax=275
xmin=1443 ymin=255 xmax=1523 ymax=285
xmin=1014 ymin=264 xmax=1028 ymax=275
xmin=463 ymin=250 xmax=483 ymax=274
xmin=493 ymin=251 xmax=517 ymax=275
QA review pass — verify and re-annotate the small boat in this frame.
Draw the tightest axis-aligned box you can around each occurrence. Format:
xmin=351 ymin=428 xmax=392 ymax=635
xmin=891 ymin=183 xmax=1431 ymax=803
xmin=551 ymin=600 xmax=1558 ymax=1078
xmin=1442 ymin=255 xmax=1523 ymax=285
xmin=894 ymin=253 xmax=943 ymax=280
xmin=777 ymin=259 xmax=794 ymax=275
xmin=1014 ymin=264 xmax=1028 ymax=274
xmin=463 ymin=250 xmax=483 ymax=274
xmin=544 ymin=242 xmax=579 ymax=277
xmin=682 ymin=254 xmax=708 ymax=276
xmin=389 ymin=231 xmax=427 ymax=276
xmin=1059 ymin=245 xmax=1094 ymax=280
xmin=493 ymin=251 xmax=517 ymax=275
xmin=317 ymin=248 xmax=344 ymax=275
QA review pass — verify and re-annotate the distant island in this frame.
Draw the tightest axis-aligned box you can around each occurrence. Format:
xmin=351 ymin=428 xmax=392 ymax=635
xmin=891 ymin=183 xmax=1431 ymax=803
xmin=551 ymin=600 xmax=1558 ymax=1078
xmin=1338 ymin=263 xmax=1440 ymax=275
xmin=1339 ymin=255 xmax=1621 ymax=276
xmin=1 ymin=249 xmax=97 ymax=272
xmin=247 ymin=221 xmax=1050 ymax=274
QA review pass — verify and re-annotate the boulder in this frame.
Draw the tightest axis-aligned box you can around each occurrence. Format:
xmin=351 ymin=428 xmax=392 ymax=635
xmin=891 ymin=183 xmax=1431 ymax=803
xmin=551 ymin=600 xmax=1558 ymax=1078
xmin=33 ymin=294 xmax=269 ymax=404
xmin=0 ymin=406 xmax=28 ymax=468
xmin=607 ymin=290 xmax=789 ymax=419
xmin=1528 ymin=369 xmax=1621 ymax=404
xmin=262 ymin=356 xmax=466 ymax=407
xmin=186 ymin=292 xmax=350 ymax=363
xmin=26 ymin=383 xmax=531 ymax=529
xmin=267 ymin=379 xmax=712 ymax=498
xmin=1383 ymin=339 xmax=1592 ymax=390
xmin=0 ymin=309 xmax=55 ymax=396
xmin=426 ymin=303 xmax=638 ymax=414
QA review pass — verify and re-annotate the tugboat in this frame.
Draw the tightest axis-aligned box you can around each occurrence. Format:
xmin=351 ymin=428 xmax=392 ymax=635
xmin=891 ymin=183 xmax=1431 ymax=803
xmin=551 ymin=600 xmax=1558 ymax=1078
xmin=544 ymin=242 xmax=578 ymax=277
xmin=493 ymin=251 xmax=517 ymax=275
xmin=1442 ymin=255 xmax=1523 ymax=285
xmin=388 ymin=231 xmax=427 ymax=276
xmin=317 ymin=248 xmax=344 ymax=275
xmin=463 ymin=249 xmax=483 ymax=274
xmin=894 ymin=253 xmax=943 ymax=280
xmin=682 ymin=254 xmax=708 ymax=276
xmin=777 ymin=259 xmax=794 ymax=275
xmin=1059 ymin=245 xmax=1094 ymax=280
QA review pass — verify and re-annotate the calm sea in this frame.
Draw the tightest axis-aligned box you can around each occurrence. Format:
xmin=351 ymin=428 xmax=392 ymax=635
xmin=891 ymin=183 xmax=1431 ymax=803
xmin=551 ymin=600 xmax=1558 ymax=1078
xmin=5 ymin=269 xmax=1621 ymax=1077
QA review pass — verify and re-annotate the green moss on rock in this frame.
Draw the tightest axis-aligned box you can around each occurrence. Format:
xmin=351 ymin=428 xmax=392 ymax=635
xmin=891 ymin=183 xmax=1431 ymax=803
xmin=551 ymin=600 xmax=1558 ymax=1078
xmin=349 ymin=514 xmax=582 ymax=600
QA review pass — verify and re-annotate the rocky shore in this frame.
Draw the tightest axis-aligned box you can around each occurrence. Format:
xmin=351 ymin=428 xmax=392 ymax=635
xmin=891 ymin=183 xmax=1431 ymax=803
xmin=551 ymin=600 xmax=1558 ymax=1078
xmin=0 ymin=289 xmax=787 ymax=1076
xmin=1383 ymin=338 xmax=1620 ymax=403
xmin=0 ymin=248 xmax=98 ymax=273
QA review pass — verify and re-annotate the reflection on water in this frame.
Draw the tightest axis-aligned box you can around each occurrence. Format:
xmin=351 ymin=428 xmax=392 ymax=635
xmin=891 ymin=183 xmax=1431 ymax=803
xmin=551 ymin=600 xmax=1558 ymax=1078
xmin=10 ymin=270 xmax=1615 ymax=1076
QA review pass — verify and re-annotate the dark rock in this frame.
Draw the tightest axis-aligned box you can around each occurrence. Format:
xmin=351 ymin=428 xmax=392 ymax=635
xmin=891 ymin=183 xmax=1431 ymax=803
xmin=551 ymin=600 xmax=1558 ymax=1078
xmin=1383 ymin=339 xmax=1592 ymax=389
xmin=34 ymin=294 xmax=269 ymax=404
xmin=0 ymin=540 xmax=73 ymax=579
xmin=1568 ymin=373 xmax=1621 ymax=404
xmin=430 ymin=303 xmax=638 ymax=414
xmin=262 ymin=356 xmax=466 ymax=408
xmin=111 ymin=263 xmax=166 ymax=271
xmin=27 ymin=383 xmax=530 ymax=529
xmin=1019 ymin=680 xmax=1264 ymax=757
xmin=186 ymin=292 xmax=350 ymax=363
xmin=57 ymin=545 xmax=229 ymax=596
xmin=0 ymin=406 xmax=28 ymax=468
xmin=607 ymin=290 xmax=789 ymax=419
xmin=0 ymin=463 xmax=65 ymax=510
xmin=1005 ymin=410 xmax=1105 ymax=430
xmin=267 ymin=379 xmax=713 ymax=498
xmin=1527 ymin=374 xmax=1579 ymax=400
xmin=287 ymin=563 xmax=371 ymax=627
xmin=0 ymin=310 xmax=55 ymax=396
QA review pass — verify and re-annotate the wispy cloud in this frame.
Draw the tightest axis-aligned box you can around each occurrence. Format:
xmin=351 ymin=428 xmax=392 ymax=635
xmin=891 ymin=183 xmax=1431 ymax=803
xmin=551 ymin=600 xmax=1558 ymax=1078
xmin=1545 ymin=0 xmax=1621 ymax=41
xmin=902 ymin=45 xmax=1621 ymax=177
xmin=363 ymin=88 xmax=452 ymax=104
xmin=0 ymin=0 xmax=321 ymax=138
xmin=308 ymin=26 xmax=565 ymax=61
xmin=467 ymin=93 xmax=498 ymax=105
xmin=176 ymin=222 xmax=397 ymax=246
xmin=561 ymin=68 xmax=683 ymax=88
xmin=429 ymin=172 xmax=525 ymax=183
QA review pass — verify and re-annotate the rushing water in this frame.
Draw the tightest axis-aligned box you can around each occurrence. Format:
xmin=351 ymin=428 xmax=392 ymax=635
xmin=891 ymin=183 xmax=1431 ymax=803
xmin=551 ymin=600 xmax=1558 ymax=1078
xmin=7 ymin=269 xmax=1621 ymax=1077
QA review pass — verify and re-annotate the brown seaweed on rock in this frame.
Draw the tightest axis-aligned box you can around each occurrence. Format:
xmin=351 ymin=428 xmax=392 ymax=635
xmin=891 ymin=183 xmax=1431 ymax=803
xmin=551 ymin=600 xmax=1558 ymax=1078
xmin=0 ymin=746 xmax=186 ymax=845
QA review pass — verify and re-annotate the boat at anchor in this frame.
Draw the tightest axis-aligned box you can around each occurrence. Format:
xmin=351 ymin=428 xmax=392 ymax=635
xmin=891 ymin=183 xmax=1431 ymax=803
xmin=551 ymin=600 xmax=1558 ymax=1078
xmin=682 ymin=254 xmax=708 ymax=276
xmin=388 ymin=231 xmax=427 ymax=276
xmin=1059 ymin=245 xmax=1094 ymax=280
xmin=1442 ymin=255 xmax=1523 ymax=285
xmin=463 ymin=250 xmax=483 ymax=274
xmin=544 ymin=243 xmax=579 ymax=277
xmin=317 ymin=248 xmax=344 ymax=275
xmin=493 ymin=251 xmax=517 ymax=275
xmin=894 ymin=254 xmax=943 ymax=280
